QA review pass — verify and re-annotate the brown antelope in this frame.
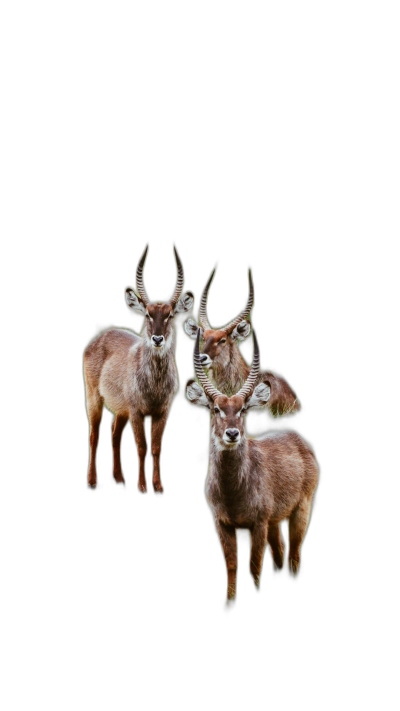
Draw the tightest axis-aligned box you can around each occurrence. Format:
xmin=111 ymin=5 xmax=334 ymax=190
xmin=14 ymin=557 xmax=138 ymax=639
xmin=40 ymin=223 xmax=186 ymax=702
xmin=186 ymin=329 xmax=318 ymax=600
xmin=84 ymin=246 xmax=194 ymax=492
xmin=184 ymin=269 xmax=300 ymax=416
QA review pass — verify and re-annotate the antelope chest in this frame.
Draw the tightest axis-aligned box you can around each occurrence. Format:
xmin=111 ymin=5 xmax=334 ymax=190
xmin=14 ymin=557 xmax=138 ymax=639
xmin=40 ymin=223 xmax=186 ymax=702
xmin=135 ymin=360 xmax=178 ymax=414
xmin=206 ymin=471 xmax=263 ymax=528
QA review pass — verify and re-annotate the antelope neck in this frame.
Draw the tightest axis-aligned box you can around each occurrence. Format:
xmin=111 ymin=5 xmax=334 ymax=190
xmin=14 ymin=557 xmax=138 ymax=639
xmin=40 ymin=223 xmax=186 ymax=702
xmin=214 ymin=436 xmax=249 ymax=474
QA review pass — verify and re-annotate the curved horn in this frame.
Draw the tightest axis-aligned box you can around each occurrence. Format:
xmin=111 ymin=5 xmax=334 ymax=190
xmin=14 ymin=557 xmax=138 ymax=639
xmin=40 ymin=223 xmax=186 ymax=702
xmin=170 ymin=246 xmax=184 ymax=307
xmin=236 ymin=330 xmax=260 ymax=400
xmin=198 ymin=269 xmax=215 ymax=330
xmin=224 ymin=269 xmax=254 ymax=333
xmin=136 ymin=245 xmax=150 ymax=306
xmin=194 ymin=329 xmax=222 ymax=401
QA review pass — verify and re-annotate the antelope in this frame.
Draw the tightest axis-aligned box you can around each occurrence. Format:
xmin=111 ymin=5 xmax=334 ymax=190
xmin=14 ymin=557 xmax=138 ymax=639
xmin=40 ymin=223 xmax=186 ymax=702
xmin=186 ymin=329 xmax=319 ymax=600
xmin=184 ymin=270 xmax=300 ymax=416
xmin=84 ymin=246 xmax=194 ymax=492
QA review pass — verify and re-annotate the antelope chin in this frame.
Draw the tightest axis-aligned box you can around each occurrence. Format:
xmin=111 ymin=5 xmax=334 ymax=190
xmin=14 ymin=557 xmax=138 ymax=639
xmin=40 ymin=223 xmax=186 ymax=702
xmin=222 ymin=435 xmax=241 ymax=448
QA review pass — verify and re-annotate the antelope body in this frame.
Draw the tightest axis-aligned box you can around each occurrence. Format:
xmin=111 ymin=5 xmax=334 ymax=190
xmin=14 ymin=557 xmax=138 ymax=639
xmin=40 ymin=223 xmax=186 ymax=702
xmin=186 ymin=330 xmax=318 ymax=600
xmin=184 ymin=270 xmax=300 ymax=416
xmin=84 ymin=246 xmax=193 ymax=492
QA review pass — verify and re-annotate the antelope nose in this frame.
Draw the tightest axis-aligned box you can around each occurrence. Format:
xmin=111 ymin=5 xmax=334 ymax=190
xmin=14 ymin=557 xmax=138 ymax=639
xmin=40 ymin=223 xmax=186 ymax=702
xmin=152 ymin=335 xmax=164 ymax=345
xmin=226 ymin=428 xmax=239 ymax=441
xmin=199 ymin=354 xmax=208 ymax=364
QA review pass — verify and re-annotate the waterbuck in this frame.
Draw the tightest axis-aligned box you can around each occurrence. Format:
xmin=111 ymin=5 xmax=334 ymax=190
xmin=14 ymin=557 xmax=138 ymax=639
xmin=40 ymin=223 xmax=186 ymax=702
xmin=184 ymin=269 xmax=300 ymax=416
xmin=84 ymin=246 xmax=194 ymax=492
xmin=186 ymin=330 xmax=318 ymax=600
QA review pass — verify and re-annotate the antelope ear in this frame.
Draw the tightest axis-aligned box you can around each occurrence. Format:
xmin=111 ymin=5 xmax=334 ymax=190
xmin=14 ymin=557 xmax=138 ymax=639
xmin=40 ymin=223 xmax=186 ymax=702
xmin=125 ymin=288 xmax=146 ymax=314
xmin=245 ymin=382 xmax=271 ymax=409
xmin=174 ymin=291 xmax=194 ymax=314
xmin=184 ymin=318 xmax=201 ymax=339
xmin=231 ymin=320 xmax=251 ymax=341
xmin=186 ymin=379 xmax=211 ymax=408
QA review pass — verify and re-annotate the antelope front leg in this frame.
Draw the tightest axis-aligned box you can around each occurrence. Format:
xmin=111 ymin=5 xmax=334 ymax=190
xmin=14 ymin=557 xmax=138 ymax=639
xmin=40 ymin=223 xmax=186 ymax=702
xmin=112 ymin=414 xmax=128 ymax=484
xmin=250 ymin=521 xmax=269 ymax=588
xmin=215 ymin=520 xmax=237 ymax=601
xmin=131 ymin=413 xmax=147 ymax=492
xmin=151 ymin=413 xmax=168 ymax=493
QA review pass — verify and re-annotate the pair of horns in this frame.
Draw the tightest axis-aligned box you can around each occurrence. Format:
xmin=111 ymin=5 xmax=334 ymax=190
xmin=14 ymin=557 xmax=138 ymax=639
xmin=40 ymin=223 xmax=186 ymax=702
xmin=194 ymin=328 xmax=260 ymax=401
xmin=136 ymin=246 xmax=184 ymax=307
xmin=199 ymin=269 xmax=254 ymax=332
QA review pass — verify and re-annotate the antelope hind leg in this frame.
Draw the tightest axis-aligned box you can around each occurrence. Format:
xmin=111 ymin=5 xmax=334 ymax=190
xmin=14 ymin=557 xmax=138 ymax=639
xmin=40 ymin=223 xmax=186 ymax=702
xmin=288 ymin=496 xmax=313 ymax=574
xmin=267 ymin=522 xmax=284 ymax=570
xmin=216 ymin=520 xmax=237 ymax=601
xmin=86 ymin=392 xmax=103 ymax=489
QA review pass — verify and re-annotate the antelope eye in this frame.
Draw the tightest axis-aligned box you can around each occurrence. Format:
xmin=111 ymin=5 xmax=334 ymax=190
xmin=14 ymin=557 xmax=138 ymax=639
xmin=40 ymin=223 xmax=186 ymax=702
xmin=145 ymin=313 xmax=150 ymax=319
xmin=214 ymin=407 xmax=220 ymax=414
xmin=219 ymin=338 xmax=226 ymax=344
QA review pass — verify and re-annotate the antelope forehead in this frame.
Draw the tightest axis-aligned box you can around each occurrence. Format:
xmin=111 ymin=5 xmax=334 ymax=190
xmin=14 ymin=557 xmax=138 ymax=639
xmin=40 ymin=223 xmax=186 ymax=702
xmin=215 ymin=399 xmax=243 ymax=419
xmin=148 ymin=303 xmax=172 ymax=318
xmin=203 ymin=329 xmax=227 ymax=342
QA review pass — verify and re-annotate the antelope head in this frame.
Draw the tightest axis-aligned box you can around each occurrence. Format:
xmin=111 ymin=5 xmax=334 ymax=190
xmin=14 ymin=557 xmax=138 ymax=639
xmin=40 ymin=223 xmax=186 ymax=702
xmin=186 ymin=330 xmax=270 ymax=449
xmin=126 ymin=246 xmax=194 ymax=353
xmin=183 ymin=269 xmax=253 ymax=369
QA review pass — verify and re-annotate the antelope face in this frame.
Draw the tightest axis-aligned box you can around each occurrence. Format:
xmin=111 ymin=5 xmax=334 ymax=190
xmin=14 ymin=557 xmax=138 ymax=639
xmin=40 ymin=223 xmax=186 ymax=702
xmin=125 ymin=246 xmax=194 ymax=354
xmin=212 ymin=395 xmax=247 ymax=449
xmin=186 ymin=379 xmax=271 ymax=450
xmin=144 ymin=303 xmax=175 ymax=351
xmin=201 ymin=329 xmax=230 ymax=368
xmin=184 ymin=320 xmax=251 ymax=368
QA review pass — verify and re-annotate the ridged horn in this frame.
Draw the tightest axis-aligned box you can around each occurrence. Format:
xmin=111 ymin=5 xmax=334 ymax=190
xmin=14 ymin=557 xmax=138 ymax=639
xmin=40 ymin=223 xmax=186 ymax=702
xmin=170 ymin=246 xmax=184 ymax=307
xmin=136 ymin=245 xmax=150 ymax=306
xmin=194 ymin=329 xmax=222 ymax=401
xmin=236 ymin=330 xmax=260 ymax=400
xmin=198 ymin=269 xmax=215 ymax=330
xmin=224 ymin=269 xmax=254 ymax=333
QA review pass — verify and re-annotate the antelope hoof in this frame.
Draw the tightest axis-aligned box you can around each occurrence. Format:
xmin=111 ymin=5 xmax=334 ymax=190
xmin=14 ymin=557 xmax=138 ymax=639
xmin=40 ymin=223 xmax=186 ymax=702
xmin=289 ymin=558 xmax=300 ymax=575
xmin=114 ymin=472 xmax=125 ymax=485
xmin=272 ymin=560 xmax=283 ymax=575
xmin=224 ymin=595 xmax=236 ymax=610
xmin=138 ymin=480 xmax=147 ymax=493
xmin=153 ymin=481 xmax=164 ymax=493
xmin=88 ymin=479 xmax=97 ymax=489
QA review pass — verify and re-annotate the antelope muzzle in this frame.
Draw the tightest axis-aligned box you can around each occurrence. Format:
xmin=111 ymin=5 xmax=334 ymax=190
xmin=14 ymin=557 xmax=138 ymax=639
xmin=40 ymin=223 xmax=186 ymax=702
xmin=151 ymin=335 xmax=165 ymax=348
xmin=223 ymin=427 xmax=241 ymax=446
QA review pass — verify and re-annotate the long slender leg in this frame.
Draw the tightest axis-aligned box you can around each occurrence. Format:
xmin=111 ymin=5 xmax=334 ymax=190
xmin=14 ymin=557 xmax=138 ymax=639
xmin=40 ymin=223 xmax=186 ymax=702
xmin=250 ymin=520 xmax=269 ymax=587
xmin=112 ymin=415 xmax=128 ymax=484
xmin=151 ymin=413 xmax=168 ymax=493
xmin=267 ymin=522 xmax=284 ymax=570
xmin=131 ymin=413 xmax=147 ymax=492
xmin=215 ymin=520 xmax=237 ymax=601
xmin=288 ymin=496 xmax=313 ymax=574
xmin=87 ymin=400 xmax=103 ymax=488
